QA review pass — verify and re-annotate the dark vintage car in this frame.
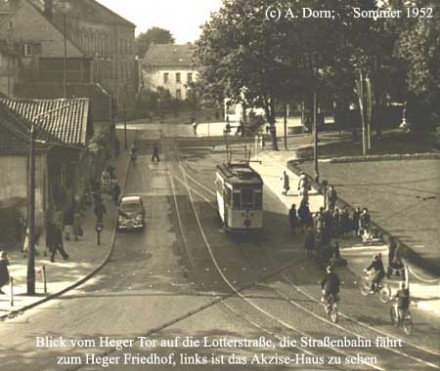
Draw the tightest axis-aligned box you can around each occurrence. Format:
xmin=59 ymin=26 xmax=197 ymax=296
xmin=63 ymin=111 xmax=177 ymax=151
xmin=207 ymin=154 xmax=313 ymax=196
xmin=117 ymin=196 xmax=145 ymax=231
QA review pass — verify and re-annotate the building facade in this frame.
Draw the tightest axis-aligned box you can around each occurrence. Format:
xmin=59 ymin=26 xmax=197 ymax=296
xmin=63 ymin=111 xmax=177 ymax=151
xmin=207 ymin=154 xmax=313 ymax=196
xmin=0 ymin=0 xmax=137 ymax=118
xmin=142 ymin=44 xmax=199 ymax=100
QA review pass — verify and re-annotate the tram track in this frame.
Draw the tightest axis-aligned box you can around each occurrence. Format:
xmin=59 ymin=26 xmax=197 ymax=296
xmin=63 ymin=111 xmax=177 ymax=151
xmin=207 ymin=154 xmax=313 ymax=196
xmin=166 ymin=138 xmax=384 ymax=370
xmin=171 ymin=139 xmax=440 ymax=370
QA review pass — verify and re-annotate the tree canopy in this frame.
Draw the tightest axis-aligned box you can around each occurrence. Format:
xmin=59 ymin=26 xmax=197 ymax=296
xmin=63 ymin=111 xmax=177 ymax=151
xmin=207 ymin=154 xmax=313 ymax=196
xmin=196 ymin=0 xmax=440 ymax=137
xmin=136 ymin=27 xmax=175 ymax=58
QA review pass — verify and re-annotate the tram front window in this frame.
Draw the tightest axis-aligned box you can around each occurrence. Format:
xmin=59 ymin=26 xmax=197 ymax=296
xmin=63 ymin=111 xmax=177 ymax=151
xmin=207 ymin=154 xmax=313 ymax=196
xmin=241 ymin=188 xmax=254 ymax=208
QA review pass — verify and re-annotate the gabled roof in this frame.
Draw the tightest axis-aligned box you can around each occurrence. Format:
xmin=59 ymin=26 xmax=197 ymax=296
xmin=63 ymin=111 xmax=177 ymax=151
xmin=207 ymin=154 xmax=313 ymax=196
xmin=0 ymin=97 xmax=91 ymax=146
xmin=143 ymin=44 xmax=197 ymax=68
xmin=29 ymin=0 xmax=135 ymax=27
xmin=0 ymin=101 xmax=58 ymax=155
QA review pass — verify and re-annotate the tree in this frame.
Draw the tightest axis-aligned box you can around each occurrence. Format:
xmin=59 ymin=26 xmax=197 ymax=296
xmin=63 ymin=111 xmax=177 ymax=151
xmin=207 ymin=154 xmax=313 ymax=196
xmin=136 ymin=27 xmax=175 ymax=58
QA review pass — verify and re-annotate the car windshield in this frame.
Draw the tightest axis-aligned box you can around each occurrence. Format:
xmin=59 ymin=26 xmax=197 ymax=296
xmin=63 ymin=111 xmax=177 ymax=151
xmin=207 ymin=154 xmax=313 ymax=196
xmin=121 ymin=202 xmax=141 ymax=212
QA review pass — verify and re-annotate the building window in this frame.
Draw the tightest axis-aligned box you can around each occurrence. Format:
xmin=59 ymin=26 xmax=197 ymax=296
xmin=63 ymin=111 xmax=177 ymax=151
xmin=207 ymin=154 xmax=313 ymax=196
xmin=163 ymin=72 xmax=169 ymax=84
xmin=176 ymin=89 xmax=181 ymax=100
xmin=22 ymin=44 xmax=32 ymax=57
xmin=187 ymin=73 xmax=193 ymax=83
xmin=176 ymin=72 xmax=181 ymax=83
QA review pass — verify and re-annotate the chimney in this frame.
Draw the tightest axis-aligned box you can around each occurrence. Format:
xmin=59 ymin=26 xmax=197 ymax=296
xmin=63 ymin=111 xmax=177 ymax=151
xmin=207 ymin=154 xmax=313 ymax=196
xmin=44 ymin=0 xmax=53 ymax=19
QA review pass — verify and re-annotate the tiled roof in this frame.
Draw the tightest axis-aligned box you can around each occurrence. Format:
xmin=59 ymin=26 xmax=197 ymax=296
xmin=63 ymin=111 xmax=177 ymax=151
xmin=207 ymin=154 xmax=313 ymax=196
xmin=28 ymin=0 xmax=135 ymax=27
xmin=0 ymin=97 xmax=91 ymax=146
xmin=143 ymin=44 xmax=197 ymax=68
xmin=0 ymin=101 xmax=58 ymax=155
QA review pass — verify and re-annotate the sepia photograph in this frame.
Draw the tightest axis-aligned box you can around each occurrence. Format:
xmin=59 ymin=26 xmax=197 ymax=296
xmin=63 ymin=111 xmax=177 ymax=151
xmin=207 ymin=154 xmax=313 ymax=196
xmin=0 ymin=0 xmax=439 ymax=370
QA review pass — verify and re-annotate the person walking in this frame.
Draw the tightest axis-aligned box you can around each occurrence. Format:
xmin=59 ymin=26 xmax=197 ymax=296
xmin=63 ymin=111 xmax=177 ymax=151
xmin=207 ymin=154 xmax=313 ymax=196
xmin=281 ymin=171 xmax=290 ymax=196
xmin=352 ymin=207 xmax=361 ymax=238
xmin=50 ymin=223 xmax=69 ymax=262
xmin=151 ymin=143 xmax=160 ymax=162
xmin=359 ymin=208 xmax=371 ymax=238
xmin=63 ymin=205 xmax=74 ymax=241
xmin=112 ymin=182 xmax=121 ymax=205
xmin=0 ymin=251 xmax=10 ymax=294
xmin=304 ymin=225 xmax=316 ymax=258
xmin=340 ymin=207 xmax=351 ymax=238
xmin=326 ymin=185 xmax=337 ymax=212
xmin=72 ymin=208 xmax=83 ymax=241
xmin=288 ymin=204 xmax=298 ymax=231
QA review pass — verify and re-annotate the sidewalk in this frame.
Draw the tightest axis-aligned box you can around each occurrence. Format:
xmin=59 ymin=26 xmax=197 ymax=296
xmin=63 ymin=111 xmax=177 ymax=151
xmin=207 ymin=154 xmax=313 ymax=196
xmin=0 ymin=153 xmax=130 ymax=321
xmin=251 ymin=149 xmax=440 ymax=316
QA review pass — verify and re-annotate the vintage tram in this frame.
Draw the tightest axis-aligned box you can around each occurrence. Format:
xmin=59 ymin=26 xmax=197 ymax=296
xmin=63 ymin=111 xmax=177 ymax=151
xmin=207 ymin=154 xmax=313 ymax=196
xmin=215 ymin=163 xmax=263 ymax=231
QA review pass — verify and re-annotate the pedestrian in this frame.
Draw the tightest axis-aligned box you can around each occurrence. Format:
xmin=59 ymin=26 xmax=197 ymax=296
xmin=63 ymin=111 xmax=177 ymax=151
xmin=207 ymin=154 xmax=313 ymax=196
xmin=340 ymin=207 xmax=351 ymax=238
xmin=352 ymin=207 xmax=361 ymax=238
xmin=281 ymin=171 xmax=290 ymax=195
xmin=192 ymin=119 xmax=198 ymax=136
xmin=297 ymin=171 xmax=310 ymax=192
xmin=265 ymin=124 xmax=270 ymax=134
xmin=326 ymin=185 xmax=337 ymax=211
xmin=50 ymin=223 xmax=69 ymax=262
xmin=63 ymin=205 xmax=74 ymax=241
xmin=304 ymin=225 xmax=315 ymax=258
xmin=0 ymin=251 xmax=10 ymax=294
xmin=359 ymin=207 xmax=371 ymax=238
xmin=72 ymin=208 xmax=83 ymax=241
xmin=151 ymin=143 xmax=160 ymax=162
xmin=94 ymin=199 xmax=106 ymax=225
xmin=288 ymin=204 xmax=298 ymax=231
xmin=112 ymin=182 xmax=121 ymax=205
xmin=333 ymin=208 xmax=341 ymax=238
xmin=386 ymin=237 xmax=397 ymax=278
xmin=298 ymin=201 xmax=311 ymax=230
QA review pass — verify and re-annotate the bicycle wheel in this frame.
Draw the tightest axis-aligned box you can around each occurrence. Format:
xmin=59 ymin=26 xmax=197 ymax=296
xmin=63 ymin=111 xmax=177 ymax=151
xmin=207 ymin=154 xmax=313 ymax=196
xmin=379 ymin=284 xmax=391 ymax=303
xmin=330 ymin=303 xmax=338 ymax=323
xmin=360 ymin=276 xmax=370 ymax=296
xmin=403 ymin=312 xmax=413 ymax=335
xmin=390 ymin=306 xmax=398 ymax=327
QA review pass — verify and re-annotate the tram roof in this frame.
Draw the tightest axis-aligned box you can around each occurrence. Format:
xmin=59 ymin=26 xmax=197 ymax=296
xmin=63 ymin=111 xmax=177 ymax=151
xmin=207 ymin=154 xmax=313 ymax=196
xmin=216 ymin=163 xmax=263 ymax=185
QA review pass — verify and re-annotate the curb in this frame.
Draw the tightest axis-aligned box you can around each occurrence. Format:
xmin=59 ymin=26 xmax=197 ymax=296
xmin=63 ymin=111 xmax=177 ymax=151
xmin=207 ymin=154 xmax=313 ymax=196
xmin=0 ymin=154 xmax=132 ymax=321
xmin=287 ymin=160 xmax=440 ymax=279
xmin=328 ymin=152 xmax=440 ymax=163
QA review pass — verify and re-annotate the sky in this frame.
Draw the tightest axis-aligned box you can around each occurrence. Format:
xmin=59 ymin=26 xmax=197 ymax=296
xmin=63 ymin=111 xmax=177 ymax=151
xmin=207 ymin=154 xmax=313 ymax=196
xmin=96 ymin=0 xmax=223 ymax=43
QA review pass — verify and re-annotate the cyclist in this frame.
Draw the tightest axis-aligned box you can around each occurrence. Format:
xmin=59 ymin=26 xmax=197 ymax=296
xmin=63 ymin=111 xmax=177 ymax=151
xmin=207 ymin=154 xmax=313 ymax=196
xmin=365 ymin=253 xmax=385 ymax=293
xmin=321 ymin=265 xmax=340 ymax=308
xmin=392 ymin=279 xmax=410 ymax=323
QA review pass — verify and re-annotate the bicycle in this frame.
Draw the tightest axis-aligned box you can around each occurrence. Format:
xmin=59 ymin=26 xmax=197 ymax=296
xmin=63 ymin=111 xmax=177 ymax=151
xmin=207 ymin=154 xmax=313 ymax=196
xmin=359 ymin=271 xmax=391 ymax=303
xmin=390 ymin=301 xmax=413 ymax=335
xmin=322 ymin=293 xmax=339 ymax=323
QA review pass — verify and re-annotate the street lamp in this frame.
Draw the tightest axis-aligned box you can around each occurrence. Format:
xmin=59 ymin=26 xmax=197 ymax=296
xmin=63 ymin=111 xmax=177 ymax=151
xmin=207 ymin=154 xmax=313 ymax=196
xmin=27 ymin=124 xmax=36 ymax=295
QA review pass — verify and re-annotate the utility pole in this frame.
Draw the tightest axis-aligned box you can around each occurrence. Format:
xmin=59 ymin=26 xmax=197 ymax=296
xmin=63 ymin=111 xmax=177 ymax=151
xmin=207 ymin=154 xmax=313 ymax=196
xmin=358 ymin=68 xmax=367 ymax=156
xmin=123 ymin=86 xmax=127 ymax=150
xmin=313 ymin=92 xmax=319 ymax=182
xmin=27 ymin=125 xmax=36 ymax=295
xmin=63 ymin=15 xmax=68 ymax=98
xmin=283 ymin=103 xmax=288 ymax=150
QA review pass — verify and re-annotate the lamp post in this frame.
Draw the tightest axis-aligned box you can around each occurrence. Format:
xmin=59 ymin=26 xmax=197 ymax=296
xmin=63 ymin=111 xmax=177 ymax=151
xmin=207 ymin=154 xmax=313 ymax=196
xmin=27 ymin=124 xmax=36 ymax=295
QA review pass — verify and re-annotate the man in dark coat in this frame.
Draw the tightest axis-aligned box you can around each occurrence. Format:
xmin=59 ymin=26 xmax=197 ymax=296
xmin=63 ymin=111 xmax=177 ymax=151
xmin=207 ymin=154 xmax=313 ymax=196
xmin=0 ymin=251 xmax=10 ymax=294
xmin=50 ymin=223 xmax=69 ymax=262
xmin=288 ymin=204 xmax=298 ymax=231
xmin=151 ymin=143 xmax=160 ymax=162
xmin=112 ymin=182 xmax=121 ymax=205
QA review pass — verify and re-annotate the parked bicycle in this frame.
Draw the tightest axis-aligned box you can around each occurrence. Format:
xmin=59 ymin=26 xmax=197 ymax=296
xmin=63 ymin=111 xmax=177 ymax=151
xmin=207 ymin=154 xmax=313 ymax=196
xmin=322 ymin=293 xmax=339 ymax=323
xmin=359 ymin=271 xmax=391 ymax=303
xmin=390 ymin=299 xmax=413 ymax=335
